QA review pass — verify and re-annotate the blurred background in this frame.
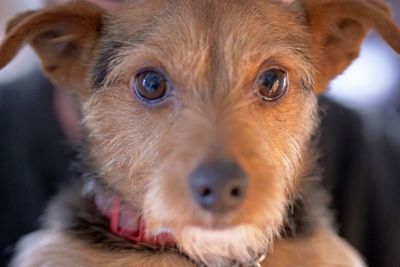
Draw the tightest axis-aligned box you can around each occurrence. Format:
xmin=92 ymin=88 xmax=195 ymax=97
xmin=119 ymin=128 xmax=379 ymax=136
xmin=0 ymin=1 xmax=399 ymax=267
xmin=0 ymin=0 xmax=42 ymax=84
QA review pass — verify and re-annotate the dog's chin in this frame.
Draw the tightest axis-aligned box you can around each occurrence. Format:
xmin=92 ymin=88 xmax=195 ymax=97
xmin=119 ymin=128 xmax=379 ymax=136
xmin=175 ymin=224 xmax=275 ymax=266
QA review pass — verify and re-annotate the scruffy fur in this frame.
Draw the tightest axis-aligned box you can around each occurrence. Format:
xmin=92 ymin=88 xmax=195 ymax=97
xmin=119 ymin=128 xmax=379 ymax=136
xmin=1 ymin=0 xmax=399 ymax=266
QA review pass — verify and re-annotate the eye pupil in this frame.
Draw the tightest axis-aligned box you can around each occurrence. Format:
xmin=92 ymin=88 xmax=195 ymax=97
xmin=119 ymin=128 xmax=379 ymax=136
xmin=257 ymin=69 xmax=288 ymax=101
xmin=261 ymin=71 xmax=277 ymax=88
xmin=134 ymin=70 xmax=168 ymax=102
xmin=143 ymin=73 xmax=162 ymax=92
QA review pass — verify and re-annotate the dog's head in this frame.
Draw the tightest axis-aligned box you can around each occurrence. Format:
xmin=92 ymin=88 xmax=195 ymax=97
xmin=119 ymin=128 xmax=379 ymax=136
xmin=1 ymin=0 xmax=399 ymax=265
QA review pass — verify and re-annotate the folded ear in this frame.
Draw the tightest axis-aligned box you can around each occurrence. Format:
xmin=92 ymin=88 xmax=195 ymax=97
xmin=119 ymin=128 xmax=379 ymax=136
xmin=302 ymin=0 xmax=400 ymax=93
xmin=0 ymin=1 xmax=105 ymax=94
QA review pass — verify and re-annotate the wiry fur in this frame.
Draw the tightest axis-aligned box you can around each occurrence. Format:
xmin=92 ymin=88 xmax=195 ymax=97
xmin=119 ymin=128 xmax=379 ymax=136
xmin=1 ymin=0 xmax=399 ymax=266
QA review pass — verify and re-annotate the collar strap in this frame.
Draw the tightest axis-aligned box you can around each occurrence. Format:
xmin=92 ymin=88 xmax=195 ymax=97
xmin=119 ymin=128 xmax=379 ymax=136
xmin=94 ymin=193 xmax=176 ymax=247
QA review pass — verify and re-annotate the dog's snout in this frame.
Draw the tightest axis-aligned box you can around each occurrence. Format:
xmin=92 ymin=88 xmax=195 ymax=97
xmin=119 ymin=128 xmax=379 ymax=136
xmin=189 ymin=161 xmax=248 ymax=214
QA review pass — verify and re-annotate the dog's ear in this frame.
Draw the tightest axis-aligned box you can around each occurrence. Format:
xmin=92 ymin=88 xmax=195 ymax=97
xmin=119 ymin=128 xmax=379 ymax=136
xmin=0 ymin=1 xmax=105 ymax=95
xmin=300 ymin=0 xmax=400 ymax=93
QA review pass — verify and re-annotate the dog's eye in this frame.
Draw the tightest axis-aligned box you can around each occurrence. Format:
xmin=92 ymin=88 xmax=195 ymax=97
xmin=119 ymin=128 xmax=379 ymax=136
xmin=256 ymin=69 xmax=288 ymax=101
xmin=134 ymin=70 xmax=169 ymax=102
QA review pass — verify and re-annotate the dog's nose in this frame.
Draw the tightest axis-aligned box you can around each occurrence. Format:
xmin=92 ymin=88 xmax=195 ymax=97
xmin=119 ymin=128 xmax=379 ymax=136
xmin=189 ymin=161 xmax=248 ymax=213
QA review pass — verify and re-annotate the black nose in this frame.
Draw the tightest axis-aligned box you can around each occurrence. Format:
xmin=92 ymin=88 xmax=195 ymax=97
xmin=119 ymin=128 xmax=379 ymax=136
xmin=189 ymin=161 xmax=248 ymax=213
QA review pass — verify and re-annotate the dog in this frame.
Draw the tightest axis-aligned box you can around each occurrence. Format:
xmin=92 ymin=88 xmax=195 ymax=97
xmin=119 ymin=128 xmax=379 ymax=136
xmin=1 ymin=0 xmax=399 ymax=266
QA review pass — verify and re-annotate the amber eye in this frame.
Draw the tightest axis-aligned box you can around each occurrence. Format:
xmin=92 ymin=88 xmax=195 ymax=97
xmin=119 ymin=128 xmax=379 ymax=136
xmin=256 ymin=69 xmax=288 ymax=101
xmin=134 ymin=70 xmax=169 ymax=103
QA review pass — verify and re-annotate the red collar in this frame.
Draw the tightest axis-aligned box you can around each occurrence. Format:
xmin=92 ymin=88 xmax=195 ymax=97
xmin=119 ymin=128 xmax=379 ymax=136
xmin=94 ymin=193 xmax=176 ymax=247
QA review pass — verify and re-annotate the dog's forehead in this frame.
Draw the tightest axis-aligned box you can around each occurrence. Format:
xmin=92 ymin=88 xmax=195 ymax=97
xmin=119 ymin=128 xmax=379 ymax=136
xmin=112 ymin=0 xmax=301 ymax=47
xmin=92 ymin=0 xmax=308 ymax=89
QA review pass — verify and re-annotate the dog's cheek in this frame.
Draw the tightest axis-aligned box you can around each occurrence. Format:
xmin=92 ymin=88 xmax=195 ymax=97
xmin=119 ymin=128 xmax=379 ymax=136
xmin=233 ymin=90 xmax=319 ymax=225
xmin=81 ymin=87 xmax=176 ymax=206
xmin=262 ymin=91 xmax=318 ymax=183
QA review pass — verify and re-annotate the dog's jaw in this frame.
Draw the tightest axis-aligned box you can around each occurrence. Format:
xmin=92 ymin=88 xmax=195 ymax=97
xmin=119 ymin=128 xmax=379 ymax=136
xmin=176 ymin=224 xmax=274 ymax=267
xmin=143 ymin=188 xmax=286 ymax=266
xmin=143 ymin=205 xmax=285 ymax=266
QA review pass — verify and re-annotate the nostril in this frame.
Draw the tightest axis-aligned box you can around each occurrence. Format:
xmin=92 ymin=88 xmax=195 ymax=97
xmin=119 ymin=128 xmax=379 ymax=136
xmin=230 ymin=187 xmax=241 ymax=198
xmin=198 ymin=187 xmax=212 ymax=198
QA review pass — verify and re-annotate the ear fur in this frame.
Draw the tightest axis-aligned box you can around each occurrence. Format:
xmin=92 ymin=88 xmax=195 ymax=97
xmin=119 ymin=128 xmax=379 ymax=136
xmin=0 ymin=1 xmax=105 ymax=94
xmin=302 ymin=0 xmax=400 ymax=92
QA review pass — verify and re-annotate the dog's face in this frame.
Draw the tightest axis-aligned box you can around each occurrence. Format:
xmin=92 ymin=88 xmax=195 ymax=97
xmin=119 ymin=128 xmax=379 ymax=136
xmin=87 ymin=2 xmax=319 ymax=264
xmin=1 ymin=0 xmax=399 ymax=265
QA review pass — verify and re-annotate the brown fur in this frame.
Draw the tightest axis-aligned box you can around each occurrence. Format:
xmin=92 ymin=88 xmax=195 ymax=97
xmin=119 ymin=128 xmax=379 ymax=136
xmin=1 ymin=0 xmax=399 ymax=266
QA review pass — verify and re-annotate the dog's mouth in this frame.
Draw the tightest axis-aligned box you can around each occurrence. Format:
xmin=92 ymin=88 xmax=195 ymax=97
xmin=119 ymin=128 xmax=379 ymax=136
xmin=94 ymin=191 xmax=270 ymax=266
xmin=94 ymin=194 xmax=268 ymax=266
